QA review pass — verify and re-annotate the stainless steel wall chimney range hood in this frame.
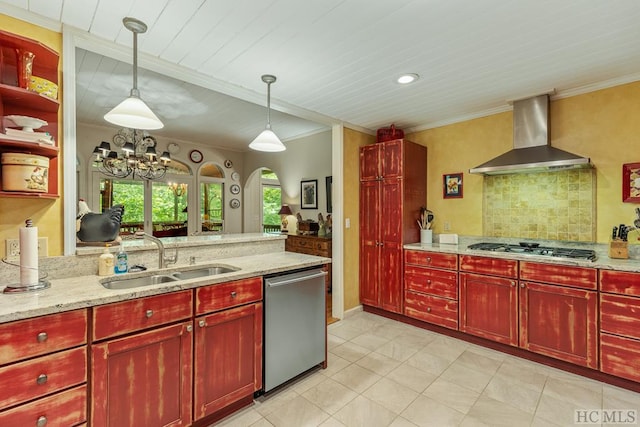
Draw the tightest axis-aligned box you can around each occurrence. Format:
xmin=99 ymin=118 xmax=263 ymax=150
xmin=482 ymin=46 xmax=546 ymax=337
xmin=469 ymin=94 xmax=592 ymax=175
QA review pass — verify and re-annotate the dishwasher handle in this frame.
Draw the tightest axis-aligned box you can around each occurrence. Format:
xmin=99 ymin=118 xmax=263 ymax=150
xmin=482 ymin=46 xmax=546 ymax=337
xmin=266 ymin=271 xmax=327 ymax=288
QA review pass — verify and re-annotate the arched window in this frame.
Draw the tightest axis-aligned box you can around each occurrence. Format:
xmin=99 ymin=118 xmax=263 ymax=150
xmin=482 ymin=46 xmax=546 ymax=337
xmin=261 ymin=169 xmax=282 ymax=233
xmin=199 ymin=163 xmax=225 ymax=233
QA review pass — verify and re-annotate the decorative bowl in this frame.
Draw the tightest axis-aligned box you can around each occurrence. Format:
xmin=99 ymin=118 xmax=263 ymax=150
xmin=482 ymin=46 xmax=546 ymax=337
xmin=4 ymin=115 xmax=48 ymax=132
xmin=28 ymin=76 xmax=58 ymax=100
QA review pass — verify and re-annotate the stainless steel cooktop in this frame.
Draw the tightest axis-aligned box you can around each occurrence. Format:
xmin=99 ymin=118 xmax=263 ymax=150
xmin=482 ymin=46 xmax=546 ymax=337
xmin=467 ymin=242 xmax=597 ymax=262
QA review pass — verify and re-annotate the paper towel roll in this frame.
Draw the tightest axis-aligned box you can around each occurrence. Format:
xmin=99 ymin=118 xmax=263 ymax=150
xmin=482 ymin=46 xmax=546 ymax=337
xmin=19 ymin=222 xmax=39 ymax=286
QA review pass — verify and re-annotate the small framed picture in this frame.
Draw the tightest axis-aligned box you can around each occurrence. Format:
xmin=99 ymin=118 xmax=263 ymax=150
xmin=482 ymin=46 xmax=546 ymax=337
xmin=443 ymin=173 xmax=463 ymax=199
xmin=623 ymin=162 xmax=640 ymax=203
xmin=301 ymin=179 xmax=318 ymax=209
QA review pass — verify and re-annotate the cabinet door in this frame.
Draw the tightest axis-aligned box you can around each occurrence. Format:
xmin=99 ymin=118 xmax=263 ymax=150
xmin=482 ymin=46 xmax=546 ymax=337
xmin=194 ymin=302 xmax=263 ymax=420
xmin=359 ymin=180 xmax=380 ymax=307
xmin=91 ymin=322 xmax=193 ymax=427
xmin=359 ymin=144 xmax=380 ymax=181
xmin=459 ymin=273 xmax=518 ymax=346
xmin=519 ymin=281 xmax=597 ymax=368
xmin=380 ymin=243 xmax=403 ymax=313
xmin=381 ymin=139 xmax=403 ymax=179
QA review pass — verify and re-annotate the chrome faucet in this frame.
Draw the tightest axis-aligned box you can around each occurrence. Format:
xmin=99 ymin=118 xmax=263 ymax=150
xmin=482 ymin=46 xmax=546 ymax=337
xmin=141 ymin=234 xmax=178 ymax=268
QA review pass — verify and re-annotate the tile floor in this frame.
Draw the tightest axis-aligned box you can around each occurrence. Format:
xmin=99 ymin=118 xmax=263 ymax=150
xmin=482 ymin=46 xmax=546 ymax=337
xmin=215 ymin=310 xmax=640 ymax=427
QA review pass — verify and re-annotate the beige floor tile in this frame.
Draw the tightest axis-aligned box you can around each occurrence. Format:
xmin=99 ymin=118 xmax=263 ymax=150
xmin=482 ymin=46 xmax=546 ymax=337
xmin=363 ymin=377 xmax=420 ymax=414
xmin=333 ymin=395 xmax=398 ymax=427
xmin=264 ymin=395 xmax=329 ymax=427
xmin=351 ymin=332 xmax=391 ymax=351
xmin=369 ymin=322 xmax=412 ymax=340
xmin=423 ymin=377 xmax=480 ymax=414
xmin=356 ymin=351 xmax=401 ymax=376
xmin=301 ymin=378 xmax=359 ymax=415
xmin=454 ymin=349 xmax=502 ymax=376
xmin=254 ymin=388 xmax=300 ymax=417
xmin=329 ymin=323 xmax=369 ymax=341
xmin=386 ymin=363 xmax=438 ymax=393
xmin=331 ymin=363 xmax=382 ymax=394
xmin=465 ymin=343 xmax=508 ymax=362
xmin=216 ymin=406 xmax=263 ymax=426
xmin=289 ymin=369 xmax=329 ymax=394
xmin=405 ymin=348 xmax=453 ymax=376
xmin=319 ymin=417 xmax=347 ymax=427
xmin=493 ymin=358 xmax=548 ymax=392
xmin=458 ymin=415 xmax=494 ymax=427
xmin=439 ymin=360 xmax=493 ymax=393
xmin=375 ymin=339 xmax=421 ymax=362
xmin=535 ymin=392 xmax=588 ymax=426
xmin=602 ymin=384 xmax=640 ymax=412
xmin=391 ymin=330 xmax=438 ymax=350
xmin=389 ymin=417 xmax=419 ymax=427
xmin=466 ymin=395 xmax=533 ymax=426
xmin=481 ymin=374 xmax=543 ymax=414
xmin=529 ymin=415 xmax=563 ymax=427
xmin=422 ymin=335 xmax=469 ymax=362
xmin=331 ymin=341 xmax=371 ymax=363
xmin=323 ymin=353 xmax=351 ymax=377
xmin=328 ymin=333 xmax=347 ymax=349
xmin=249 ymin=419 xmax=274 ymax=427
xmin=401 ymin=395 xmax=465 ymax=427
xmin=543 ymin=376 xmax=603 ymax=408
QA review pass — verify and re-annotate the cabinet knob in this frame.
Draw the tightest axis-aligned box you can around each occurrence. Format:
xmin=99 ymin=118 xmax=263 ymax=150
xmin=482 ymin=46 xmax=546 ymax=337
xmin=186 ymin=324 xmax=193 ymax=332
xmin=37 ymin=332 xmax=48 ymax=343
xmin=426 ymin=257 xmax=432 ymax=263
xmin=427 ymin=307 xmax=432 ymax=313
xmin=36 ymin=374 xmax=48 ymax=385
xmin=199 ymin=320 xmax=206 ymax=328
xmin=511 ymin=282 xmax=516 ymax=287
xmin=427 ymin=280 xmax=432 ymax=284
xmin=36 ymin=416 xmax=47 ymax=427
xmin=145 ymin=309 xmax=153 ymax=318
xmin=230 ymin=291 xmax=237 ymax=298
xmin=520 ymin=283 xmax=525 ymax=288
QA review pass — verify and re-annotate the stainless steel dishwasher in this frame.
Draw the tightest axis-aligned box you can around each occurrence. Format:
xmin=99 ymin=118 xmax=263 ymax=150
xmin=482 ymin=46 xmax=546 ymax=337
xmin=264 ymin=268 xmax=327 ymax=392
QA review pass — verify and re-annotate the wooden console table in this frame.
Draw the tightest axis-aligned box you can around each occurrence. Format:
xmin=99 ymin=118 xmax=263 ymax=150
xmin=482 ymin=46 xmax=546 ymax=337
xmin=285 ymin=233 xmax=337 ymax=324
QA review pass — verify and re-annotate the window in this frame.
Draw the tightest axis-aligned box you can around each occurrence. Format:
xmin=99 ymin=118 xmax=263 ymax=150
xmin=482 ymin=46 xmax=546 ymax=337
xmin=261 ymin=169 xmax=282 ymax=233
xmin=199 ymin=163 xmax=225 ymax=233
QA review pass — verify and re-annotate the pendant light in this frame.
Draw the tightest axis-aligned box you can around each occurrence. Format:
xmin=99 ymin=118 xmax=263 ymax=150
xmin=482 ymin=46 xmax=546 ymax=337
xmin=104 ymin=17 xmax=164 ymax=130
xmin=249 ymin=74 xmax=286 ymax=152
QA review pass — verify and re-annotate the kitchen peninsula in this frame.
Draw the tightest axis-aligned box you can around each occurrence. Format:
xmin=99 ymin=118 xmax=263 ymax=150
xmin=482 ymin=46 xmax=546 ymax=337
xmin=0 ymin=233 xmax=331 ymax=426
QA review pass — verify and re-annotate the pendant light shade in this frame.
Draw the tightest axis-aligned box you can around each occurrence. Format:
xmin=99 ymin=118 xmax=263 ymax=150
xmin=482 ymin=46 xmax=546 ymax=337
xmin=104 ymin=17 xmax=164 ymax=130
xmin=249 ymin=74 xmax=285 ymax=152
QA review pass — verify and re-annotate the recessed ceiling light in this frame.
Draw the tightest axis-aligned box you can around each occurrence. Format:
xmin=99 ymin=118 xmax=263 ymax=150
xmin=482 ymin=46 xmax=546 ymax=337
xmin=396 ymin=73 xmax=419 ymax=84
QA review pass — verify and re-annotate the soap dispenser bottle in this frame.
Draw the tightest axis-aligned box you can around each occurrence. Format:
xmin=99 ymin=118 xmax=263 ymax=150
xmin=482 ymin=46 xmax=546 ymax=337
xmin=114 ymin=243 xmax=128 ymax=274
xmin=98 ymin=245 xmax=114 ymax=276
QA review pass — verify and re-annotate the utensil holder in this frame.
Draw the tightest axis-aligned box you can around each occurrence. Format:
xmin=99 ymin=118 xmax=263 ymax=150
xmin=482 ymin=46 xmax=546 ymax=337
xmin=609 ymin=239 xmax=628 ymax=259
xmin=420 ymin=229 xmax=432 ymax=245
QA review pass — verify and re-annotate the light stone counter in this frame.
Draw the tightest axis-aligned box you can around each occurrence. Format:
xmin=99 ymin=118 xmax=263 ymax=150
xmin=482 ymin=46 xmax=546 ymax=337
xmin=0 ymin=233 xmax=332 ymax=324
xmin=405 ymin=235 xmax=640 ymax=272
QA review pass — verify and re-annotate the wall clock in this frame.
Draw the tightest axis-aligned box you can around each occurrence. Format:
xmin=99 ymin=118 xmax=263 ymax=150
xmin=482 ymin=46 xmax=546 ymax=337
xmin=230 ymin=184 xmax=241 ymax=195
xmin=189 ymin=149 xmax=203 ymax=163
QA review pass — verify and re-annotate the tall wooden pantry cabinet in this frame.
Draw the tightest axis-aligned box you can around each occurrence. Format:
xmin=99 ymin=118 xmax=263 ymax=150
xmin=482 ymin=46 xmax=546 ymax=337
xmin=359 ymin=139 xmax=427 ymax=313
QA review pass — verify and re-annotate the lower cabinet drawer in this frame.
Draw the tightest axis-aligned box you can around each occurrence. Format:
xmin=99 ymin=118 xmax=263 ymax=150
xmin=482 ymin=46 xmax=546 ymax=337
xmin=404 ymin=291 xmax=458 ymax=330
xmin=600 ymin=333 xmax=640 ymax=382
xmin=405 ymin=265 xmax=458 ymax=299
xmin=0 ymin=346 xmax=86 ymax=409
xmin=600 ymin=293 xmax=640 ymax=340
xmin=93 ymin=290 xmax=193 ymax=341
xmin=0 ymin=384 xmax=87 ymax=427
xmin=196 ymin=277 xmax=263 ymax=314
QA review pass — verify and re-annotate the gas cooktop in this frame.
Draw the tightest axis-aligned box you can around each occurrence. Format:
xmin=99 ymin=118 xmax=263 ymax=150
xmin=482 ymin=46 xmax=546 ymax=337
xmin=467 ymin=242 xmax=597 ymax=262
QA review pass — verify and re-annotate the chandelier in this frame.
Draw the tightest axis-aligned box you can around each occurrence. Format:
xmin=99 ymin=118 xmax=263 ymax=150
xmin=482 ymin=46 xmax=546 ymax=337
xmin=93 ymin=128 xmax=171 ymax=180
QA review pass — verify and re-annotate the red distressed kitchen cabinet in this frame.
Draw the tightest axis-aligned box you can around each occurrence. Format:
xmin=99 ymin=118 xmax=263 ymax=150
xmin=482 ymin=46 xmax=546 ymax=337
xmin=0 ymin=309 xmax=87 ymax=426
xmin=404 ymin=250 xmax=459 ymax=329
xmin=600 ymin=270 xmax=640 ymax=382
xmin=459 ymin=256 xmax=518 ymax=345
xmin=359 ymin=139 xmax=427 ymax=313
xmin=91 ymin=290 xmax=193 ymax=427
xmin=194 ymin=278 xmax=263 ymax=420
xmin=519 ymin=262 xmax=598 ymax=369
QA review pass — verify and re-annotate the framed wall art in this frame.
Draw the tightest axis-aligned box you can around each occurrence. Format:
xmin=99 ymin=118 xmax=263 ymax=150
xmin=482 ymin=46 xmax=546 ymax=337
xmin=623 ymin=162 xmax=640 ymax=203
xmin=443 ymin=173 xmax=463 ymax=199
xmin=326 ymin=176 xmax=333 ymax=213
xmin=301 ymin=179 xmax=318 ymax=209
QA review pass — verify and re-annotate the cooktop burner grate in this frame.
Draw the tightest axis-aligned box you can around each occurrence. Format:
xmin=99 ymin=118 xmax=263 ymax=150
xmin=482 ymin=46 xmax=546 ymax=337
xmin=467 ymin=242 xmax=596 ymax=261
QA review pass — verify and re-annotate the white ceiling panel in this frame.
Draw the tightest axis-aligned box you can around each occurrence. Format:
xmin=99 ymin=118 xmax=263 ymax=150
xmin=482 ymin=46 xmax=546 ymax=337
xmin=2 ymin=0 xmax=640 ymax=149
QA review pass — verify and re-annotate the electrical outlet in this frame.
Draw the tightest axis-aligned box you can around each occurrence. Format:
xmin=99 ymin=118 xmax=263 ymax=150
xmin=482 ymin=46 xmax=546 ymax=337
xmin=5 ymin=237 xmax=48 ymax=257
xmin=345 ymin=218 xmax=351 ymax=229
xmin=444 ymin=221 xmax=451 ymax=231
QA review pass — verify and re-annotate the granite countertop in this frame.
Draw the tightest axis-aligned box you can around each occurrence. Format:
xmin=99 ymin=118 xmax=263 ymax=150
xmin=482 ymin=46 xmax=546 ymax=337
xmin=405 ymin=235 xmax=640 ymax=272
xmin=0 ymin=251 xmax=330 ymax=324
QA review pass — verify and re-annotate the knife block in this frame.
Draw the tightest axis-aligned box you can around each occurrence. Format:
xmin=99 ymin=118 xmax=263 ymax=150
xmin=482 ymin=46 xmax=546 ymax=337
xmin=609 ymin=239 xmax=629 ymax=259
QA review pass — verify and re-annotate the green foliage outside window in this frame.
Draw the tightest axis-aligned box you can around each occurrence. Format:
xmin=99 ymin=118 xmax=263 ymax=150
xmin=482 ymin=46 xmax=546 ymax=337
xmin=263 ymin=185 xmax=281 ymax=225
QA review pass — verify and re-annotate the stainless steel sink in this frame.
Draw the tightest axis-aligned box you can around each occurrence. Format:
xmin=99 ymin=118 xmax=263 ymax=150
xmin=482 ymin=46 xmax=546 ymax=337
xmin=101 ymin=264 xmax=241 ymax=289
xmin=102 ymin=274 xmax=178 ymax=290
xmin=171 ymin=266 xmax=239 ymax=280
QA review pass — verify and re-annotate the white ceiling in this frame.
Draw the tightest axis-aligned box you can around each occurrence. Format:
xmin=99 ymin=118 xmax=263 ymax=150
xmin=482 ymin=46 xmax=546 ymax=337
xmin=3 ymin=0 xmax=640 ymax=151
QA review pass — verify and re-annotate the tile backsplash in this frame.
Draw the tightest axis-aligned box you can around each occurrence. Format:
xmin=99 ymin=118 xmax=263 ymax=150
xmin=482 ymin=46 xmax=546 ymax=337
xmin=484 ymin=169 xmax=596 ymax=242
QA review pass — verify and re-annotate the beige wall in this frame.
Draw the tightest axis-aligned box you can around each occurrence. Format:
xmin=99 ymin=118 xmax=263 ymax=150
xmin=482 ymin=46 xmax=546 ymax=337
xmin=342 ymin=128 xmax=375 ymax=311
xmin=0 ymin=15 xmax=62 ymax=258
xmin=407 ymin=81 xmax=640 ymax=243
